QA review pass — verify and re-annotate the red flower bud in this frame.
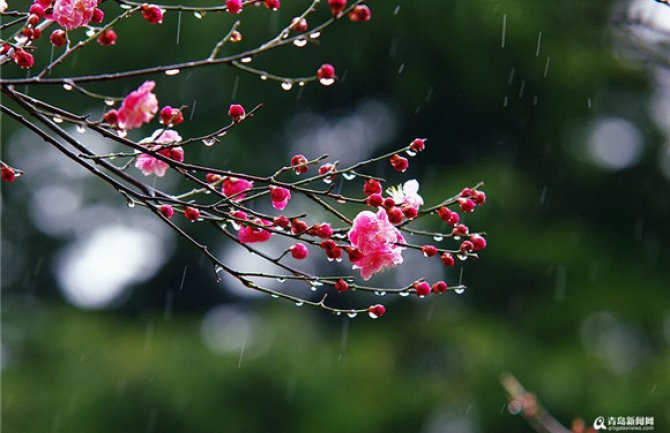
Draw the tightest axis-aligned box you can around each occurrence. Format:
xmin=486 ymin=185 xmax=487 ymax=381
xmin=91 ymin=8 xmax=104 ymax=24
xmin=273 ymin=215 xmax=290 ymax=228
xmin=348 ymin=4 xmax=371 ymax=22
xmin=264 ymin=0 xmax=280 ymax=10
xmin=470 ymin=234 xmax=487 ymax=251
xmin=205 ymin=173 xmax=222 ymax=183
xmin=387 ymin=207 xmax=404 ymax=224
xmin=368 ymin=304 xmax=385 ymax=318
xmin=158 ymin=204 xmax=174 ymax=219
xmin=316 ymin=63 xmax=335 ymax=80
xmin=389 ymin=154 xmax=409 ymax=172
xmin=328 ymin=0 xmax=346 ymax=16
xmin=159 ymin=106 xmax=184 ymax=126
xmin=291 ymin=218 xmax=308 ymax=234
xmin=290 ymin=17 xmax=308 ymax=33
xmin=228 ymin=103 xmax=245 ymax=121
xmin=458 ymin=197 xmax=476 ymax=213
xmin=420 ymin=245 xmax=438 ymax=257
xmin=50 ymin=30 xmax=66 ymax=47
xmin=409 ymin=138 xmax=426 ymax=153
xmin=366 ymin=193 xmax=383 ymax=207
xmin=291 ymin=154 xmax=308 ymax=174
xmin=226 ymin=0 xmax=243 ymax=14
xmin=453 ymin=224 xmax=469 ymax=237
xmin=184 ymin=206 xmax=201 ymax=222
xmin=432 ymin=280 xmax=448 ymax=294
xmin=459 ymin=240 xmax=474 ymax=253
xmin=13 ymin=48 xmax=34 ymax=69
xmin=141 ymin=4 xmax=164 ymax=24
xmin=440 ymin=252 xmax=455 ymax=267
xmin=103 ymin=109 xmax=119 ymax=126
xmin=290 ymin=243 xmax=309 ymax=260
xmin=413 ymin=281 xmax=431 ymax=297
xmin=1 ymin=165 xmax=16 ymax=182
xmin=97 ymin=29 xmax=117 ymax=46
xmin=472 ymin=190 xmax=486 ymax=205
xmin=335 ymin=278 xmax=349 ymax=293
xmin=29 ymin=3 xmax=45 ymax=16
xmin=401 ymin=204 xmax=418 ymax=220
xmin=363 ymin=179 xmax=382 ymax=196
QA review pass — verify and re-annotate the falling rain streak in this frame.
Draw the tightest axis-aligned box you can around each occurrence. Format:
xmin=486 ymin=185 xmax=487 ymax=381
xmin=501 ymin=14 xmax=507 ymax=48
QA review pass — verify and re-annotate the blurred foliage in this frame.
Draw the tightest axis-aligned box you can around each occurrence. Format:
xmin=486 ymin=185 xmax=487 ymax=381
xmin=2 ymin=0 xmax=670 ymax=432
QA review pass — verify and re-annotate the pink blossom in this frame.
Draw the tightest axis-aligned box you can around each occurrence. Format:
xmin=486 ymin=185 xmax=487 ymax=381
xmin=387 ymin=179 xmax=423 ymax=210
xmin=270 ymin=186 xmax=291 ymax=210
xmin=118 ymin=81 xmax=159 ymax=130
xmin=51 ymin=0 xmax=97 ymax=31
xmin=347 ymin=210 xmax=405 ymax=280
xmin=239 ymin=218 xmax=273 ymax=243
xmin=135 ymin=129 xmax=183 ymax=177
xmin=223 ymin=177 xmax=253 ymax=201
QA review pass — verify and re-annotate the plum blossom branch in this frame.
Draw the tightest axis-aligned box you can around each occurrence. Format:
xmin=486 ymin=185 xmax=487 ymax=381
xmin=2 ymin=0 xmax=486 ymax=317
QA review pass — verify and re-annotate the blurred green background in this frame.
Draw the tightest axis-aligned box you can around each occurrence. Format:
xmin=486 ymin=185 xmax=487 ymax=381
xmin=2 ymin=0 xmax=669 ymax=432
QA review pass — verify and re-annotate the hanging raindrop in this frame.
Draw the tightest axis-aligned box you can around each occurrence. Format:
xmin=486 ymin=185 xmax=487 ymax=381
xmin=165 ymin=69 xmax=180 ymax=76
xmin=202 ymin=137 xmax=216 ymax=146
xmin=346 ymin=311 xmax=358 ymax=318
xmin=104 ymin=99 xmax=115 ymax=106
xmin=293 ymin=39 xmax=307 ymax=47
xmin=76 ymin=124 xmax=86 ymax=134
xmin=63 ymin=83 xmax=73 ymax=91
xmin=319 ymin=78 xmax=335 ymax=86
xmin=281 ymin=82 xmax=293 ymax=91
xmin=454 ymin=287 xmax=466 ymax=295
xmin=240 ymin=57 xmax=253 ymax=63
xmin=342 ymin=173 xmax=356 ymax=180
xmin=53 ymin=115 xmax=64 ymax=123
xmin=193 ymin=11 xmax=203 ymax=19
xmin=433 ymin=235 xmax=444 ymax=242
xmin=309 ymin=31 xmax=321 ymax=39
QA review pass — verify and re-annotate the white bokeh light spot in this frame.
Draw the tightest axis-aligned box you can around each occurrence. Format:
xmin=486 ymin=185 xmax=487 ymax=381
xmin=56 ymin=225 xmax=168 ymax=309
